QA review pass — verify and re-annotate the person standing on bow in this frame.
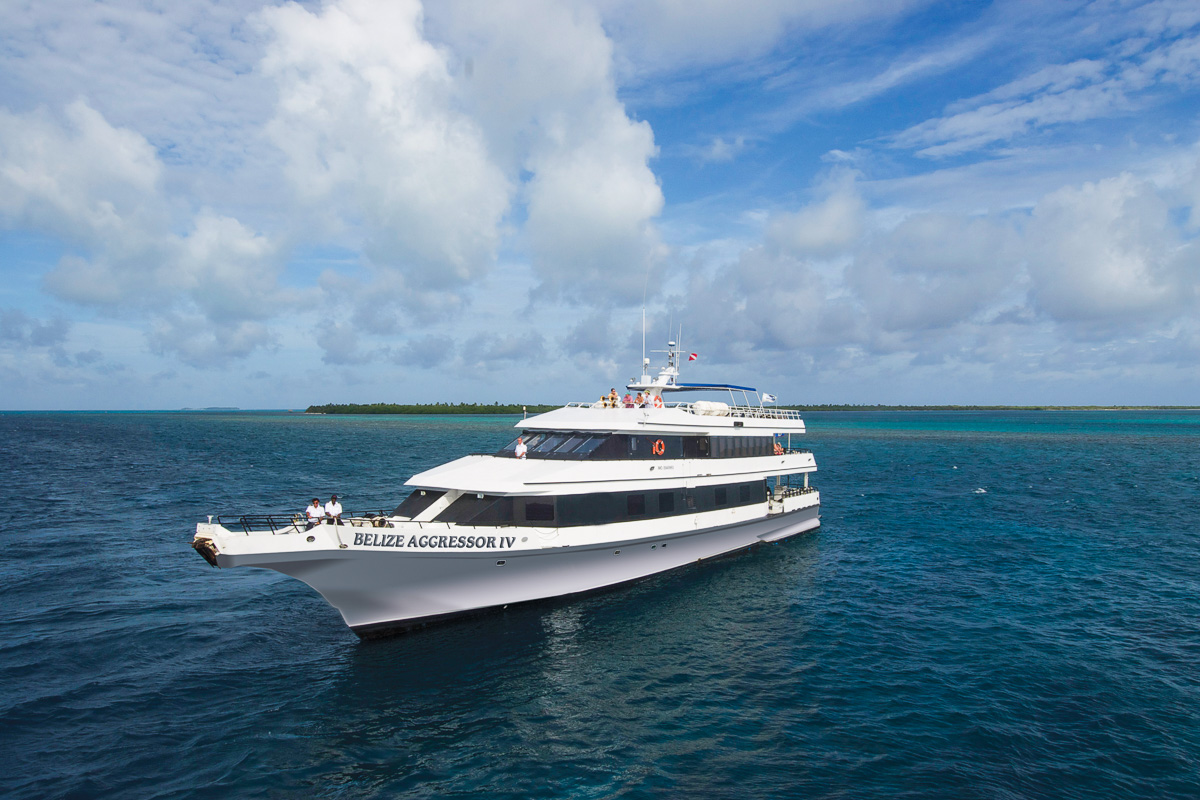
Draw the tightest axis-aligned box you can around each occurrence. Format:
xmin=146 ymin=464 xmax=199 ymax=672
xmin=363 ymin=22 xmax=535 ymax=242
xmin=324 ymin=494 xmax=343 ymax=525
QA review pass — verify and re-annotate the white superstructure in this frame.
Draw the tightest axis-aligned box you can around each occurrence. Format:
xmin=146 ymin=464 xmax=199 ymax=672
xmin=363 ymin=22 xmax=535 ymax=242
xmin=192 ymin=342 xmax=820 ymax=637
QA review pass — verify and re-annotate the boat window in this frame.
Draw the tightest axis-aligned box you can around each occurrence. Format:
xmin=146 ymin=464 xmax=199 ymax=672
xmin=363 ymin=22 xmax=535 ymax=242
xmin=708 ymin=436 xmax=774 ymax=458
xmin=525 ymin=501 xmax=555 ymax=522
xmin=392 ymin=489 xmax=446 ymax=518
xmin=683 ymin=436 xmax=711 ymax=458
xmin=435 ymin=494 xmax=508 ymax=524
xmin=455 ymin=480 xmax=772 ymax=527
xmin=497 ymin=431 xmax=549 ymax=457
xmin=532 ymin=434 xmax=567 ymax=453
xmin=571 ymin=436 xmax=606 ymax=456
xmin=554 ymin=435 xmax=588 ymax=453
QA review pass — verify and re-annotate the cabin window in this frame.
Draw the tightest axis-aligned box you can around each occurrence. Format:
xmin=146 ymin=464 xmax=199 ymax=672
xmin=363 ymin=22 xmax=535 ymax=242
xmin=555 ymin=435 xmax=588 ymax=453
xmin=469 ymin=480 xmax=772 ymax=527
xmin=392 ymin=489 xmax=446 ymax=518
xmin=627 ymin=494 xmax=646 ymax=516
xmin=525 ymin=501 xmax=555 ymax=522
xmin=435 ymin=494 xmax=509 ymax=524
xmin=571 ymin=436 xmax=606 ymax=456
xmin=532 ymin=434 xmax=567 ymax=453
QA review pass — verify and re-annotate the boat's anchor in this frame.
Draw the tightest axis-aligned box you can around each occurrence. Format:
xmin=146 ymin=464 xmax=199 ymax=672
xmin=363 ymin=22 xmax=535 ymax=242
xmin=193 ymin=537 xmax=220 ymax=568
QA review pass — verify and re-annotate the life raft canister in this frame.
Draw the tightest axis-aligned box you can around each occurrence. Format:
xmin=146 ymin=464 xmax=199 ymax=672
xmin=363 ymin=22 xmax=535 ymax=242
xmin=652 ymin=438 xmax=666 ymax=455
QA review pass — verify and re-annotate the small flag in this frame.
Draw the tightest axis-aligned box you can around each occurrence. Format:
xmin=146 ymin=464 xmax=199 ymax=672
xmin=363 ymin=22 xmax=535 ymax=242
xmin=762 ymin=393 xmax=777 ymax=403
xmin=688 ymin=353 xmax=698 ymax=361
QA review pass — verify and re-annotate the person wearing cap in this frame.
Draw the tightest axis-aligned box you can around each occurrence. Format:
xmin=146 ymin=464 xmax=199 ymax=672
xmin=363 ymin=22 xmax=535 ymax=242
xmin=305 ymin=498 xmax=323 ymax=530
xmin=324 ymin=494 xmax=343 ymax=525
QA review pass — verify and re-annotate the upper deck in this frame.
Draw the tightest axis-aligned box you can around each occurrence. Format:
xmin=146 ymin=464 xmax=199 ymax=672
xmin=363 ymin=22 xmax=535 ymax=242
xmin=519 ymin=401 xmax=806 ymax=435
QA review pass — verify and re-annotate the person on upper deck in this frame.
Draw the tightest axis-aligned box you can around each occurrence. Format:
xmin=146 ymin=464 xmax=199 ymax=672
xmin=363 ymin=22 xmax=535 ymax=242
xmin=515 ymin=437 xmax=528 ymax=459
xmin=609 ymin=388 xmax=619 ymax=407
xmin=623 ymin=393 xmax=633 ymax=408
xmin=305 ymin=498 xmax=322 ymax=529
xmin=325 ymin=494 xmax=343 ymax=524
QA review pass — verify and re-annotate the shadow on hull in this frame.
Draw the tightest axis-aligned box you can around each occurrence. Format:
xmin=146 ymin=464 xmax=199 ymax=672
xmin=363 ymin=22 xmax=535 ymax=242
xmin=352 ymin=521 xmax=820 ymax=640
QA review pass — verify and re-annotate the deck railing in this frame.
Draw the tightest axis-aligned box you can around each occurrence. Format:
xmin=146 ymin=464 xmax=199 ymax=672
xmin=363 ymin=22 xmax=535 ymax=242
xmin=563 ymin=400 xmax=804 ymax=420
xmin=215 ymin=510 xmax=392 ymax=535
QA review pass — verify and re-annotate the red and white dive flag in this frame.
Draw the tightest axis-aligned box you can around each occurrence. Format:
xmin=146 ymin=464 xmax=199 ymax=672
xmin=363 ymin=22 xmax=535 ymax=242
xmin=688 ymin=352 xmax=698 ymax=361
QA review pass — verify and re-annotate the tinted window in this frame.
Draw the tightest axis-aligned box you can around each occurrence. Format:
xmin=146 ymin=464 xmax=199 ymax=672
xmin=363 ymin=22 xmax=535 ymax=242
xmin=392 ymin=489 xmax=445 ymax=518
xmin=572 ymin=436 xmax=606 ymax=456
xmin=555 ymin=435 xmax=588 ymax=453
xmin=659 ymin=492 xmax=674 ymax=513
xmin=525 ymin=501 xmax=555 ymax=521
xmin=714 ymin=487 xmax=727 ymax=506
xmin=627 ymin=494 xmax=646 ymax=516
xmin=436 ymin=494 xmax=501 ymax=523
xmin=532 ymin=435 xmax=567 ymax=453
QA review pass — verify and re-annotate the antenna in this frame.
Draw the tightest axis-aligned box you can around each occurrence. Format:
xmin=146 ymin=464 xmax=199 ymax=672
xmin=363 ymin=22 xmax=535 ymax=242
xmin=678 ymin=324 xmax=683 ymax=374
xmin=640 ymin=267 xmax=651 ymax=383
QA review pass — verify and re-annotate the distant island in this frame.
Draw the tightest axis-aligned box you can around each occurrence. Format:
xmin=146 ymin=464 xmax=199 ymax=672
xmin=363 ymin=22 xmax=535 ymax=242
xmin=181 ymin=406 xmax=240 ymax=411
xmin=306 ymin=402 xmax=1196 ymax=414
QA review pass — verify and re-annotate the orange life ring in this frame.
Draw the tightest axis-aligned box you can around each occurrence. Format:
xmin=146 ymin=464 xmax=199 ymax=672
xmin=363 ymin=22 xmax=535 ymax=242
xmin=652 ymin=395 xmax=663 ymax=408
xmin=652 ymin=438 xmax=665 ymax=456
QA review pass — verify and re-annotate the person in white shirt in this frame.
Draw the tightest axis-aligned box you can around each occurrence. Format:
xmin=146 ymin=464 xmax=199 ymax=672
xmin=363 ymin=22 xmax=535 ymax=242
xmin=324 ymin=494 xmax=343 ymax=524
xmin=305 ymin=498 xmax=323 ymax=530
xmin=515 ymin=437 xmax=527 ymax=459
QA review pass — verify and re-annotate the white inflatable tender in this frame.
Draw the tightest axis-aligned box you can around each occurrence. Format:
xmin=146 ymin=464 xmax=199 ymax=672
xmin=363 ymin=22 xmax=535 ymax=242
xmin=691 ymin=400 xmax=730 ymax=416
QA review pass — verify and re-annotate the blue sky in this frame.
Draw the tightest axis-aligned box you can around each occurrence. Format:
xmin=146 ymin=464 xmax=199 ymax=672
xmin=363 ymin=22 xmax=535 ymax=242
xmin=2 ymin=0 xmax=1199 ymax=409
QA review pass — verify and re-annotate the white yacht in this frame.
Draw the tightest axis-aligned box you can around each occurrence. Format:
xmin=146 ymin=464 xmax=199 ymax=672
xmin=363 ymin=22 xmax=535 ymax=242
xmin=192 ymin=342 xmax=820 ymax=637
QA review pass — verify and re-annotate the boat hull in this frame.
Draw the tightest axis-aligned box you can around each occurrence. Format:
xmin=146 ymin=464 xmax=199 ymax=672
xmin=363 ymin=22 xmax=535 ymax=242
xmin=226 ymin=505 xmax=819 ymax=636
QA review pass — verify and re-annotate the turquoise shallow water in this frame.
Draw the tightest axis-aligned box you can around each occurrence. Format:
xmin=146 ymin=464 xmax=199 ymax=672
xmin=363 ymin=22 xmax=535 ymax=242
xmin=1 ymin=410 xmax=1198 ymax=798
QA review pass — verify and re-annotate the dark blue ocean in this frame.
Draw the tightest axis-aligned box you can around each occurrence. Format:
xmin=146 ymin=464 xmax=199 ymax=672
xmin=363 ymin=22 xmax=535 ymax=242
xmin=2 ymin=410 xmax=1199 ymax=799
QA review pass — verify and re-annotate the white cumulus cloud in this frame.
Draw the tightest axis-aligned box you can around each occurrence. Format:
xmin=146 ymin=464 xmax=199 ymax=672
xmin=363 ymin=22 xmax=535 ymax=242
xmin=0 ymin=101 xmax=287 ymax=365
xmin=259 ymin=0 xmax=510 ymax=290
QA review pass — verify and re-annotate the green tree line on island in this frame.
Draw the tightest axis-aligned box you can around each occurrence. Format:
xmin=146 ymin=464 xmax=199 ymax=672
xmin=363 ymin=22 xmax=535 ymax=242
xmin=306 ymin=402 xmax=561 ymax=415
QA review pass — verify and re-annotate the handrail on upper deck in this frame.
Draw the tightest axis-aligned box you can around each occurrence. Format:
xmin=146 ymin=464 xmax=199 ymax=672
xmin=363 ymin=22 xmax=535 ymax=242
xmin=560 ymin=400 xmax=804 ymax=420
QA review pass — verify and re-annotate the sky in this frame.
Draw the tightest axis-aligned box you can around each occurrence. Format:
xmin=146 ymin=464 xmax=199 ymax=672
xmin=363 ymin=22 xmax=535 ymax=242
xmin=2 ymin=0 xmax=1199 ymax=409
